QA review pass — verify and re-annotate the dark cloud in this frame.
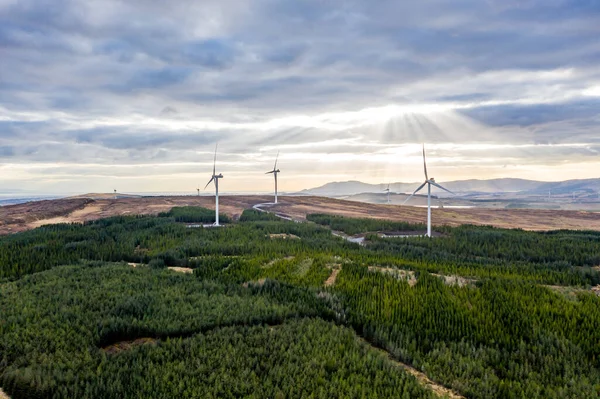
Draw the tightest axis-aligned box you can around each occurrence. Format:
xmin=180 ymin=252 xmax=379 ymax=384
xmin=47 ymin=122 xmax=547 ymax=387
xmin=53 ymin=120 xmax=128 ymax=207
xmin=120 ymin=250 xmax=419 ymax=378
xmin=122 ymin=67 xmax=194 ymax=91
xmin=463 ymin=100 xmax=600 ymax=126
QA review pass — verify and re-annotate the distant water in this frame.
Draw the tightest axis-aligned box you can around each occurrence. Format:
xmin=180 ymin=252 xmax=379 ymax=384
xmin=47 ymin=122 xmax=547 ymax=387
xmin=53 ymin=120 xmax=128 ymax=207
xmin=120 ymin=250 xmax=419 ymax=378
xmin=0 ymin=195 xmax=63 ymax=206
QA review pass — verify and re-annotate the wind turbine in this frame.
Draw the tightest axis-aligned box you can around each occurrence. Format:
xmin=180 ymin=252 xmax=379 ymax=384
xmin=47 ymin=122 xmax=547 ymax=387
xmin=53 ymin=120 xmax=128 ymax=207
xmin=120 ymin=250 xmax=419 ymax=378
xmin=204 ymin=144 xmax=224 ymax=226
xmin=265 ymin=151 xmax=280 ymax=204
xmin=403 ymin=144 xmax=454 ymax=237
xmin=384 ymin=183 xmax=391 ymax=204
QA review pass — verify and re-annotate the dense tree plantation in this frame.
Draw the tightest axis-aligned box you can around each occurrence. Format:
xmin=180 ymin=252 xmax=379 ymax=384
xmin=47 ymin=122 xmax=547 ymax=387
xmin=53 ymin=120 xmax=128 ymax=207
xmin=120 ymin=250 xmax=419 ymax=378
xmin=307 ymin=213 xmax=429 ymax=235
xmin=310 ymin=213 xmax=600 ymax=286
xmin=2 ymin=207 xmax=600 ymax=398
xmin=159 ymin=206 xmax=232 ymax=224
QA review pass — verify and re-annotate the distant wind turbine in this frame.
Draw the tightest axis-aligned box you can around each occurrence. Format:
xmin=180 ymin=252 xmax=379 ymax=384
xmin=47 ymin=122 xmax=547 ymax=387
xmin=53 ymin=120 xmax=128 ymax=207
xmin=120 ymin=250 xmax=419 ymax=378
xmin=384 ymin=183 xmax=391 ymax=204
xmin=403 ymin=144 xmax=455 ymax=237
xmin=265 ymin=151 xmax=281 ymax=204
xmin=204 ymin=144 xmax=224 ymax=226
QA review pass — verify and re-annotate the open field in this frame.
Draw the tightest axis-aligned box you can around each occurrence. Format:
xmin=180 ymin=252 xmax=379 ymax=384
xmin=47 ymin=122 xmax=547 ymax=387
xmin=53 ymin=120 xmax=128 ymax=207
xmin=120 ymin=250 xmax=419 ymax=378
xmin=271 ymin=196 xmax=600 ymax=231
xmin=0 ymin=195 xmax=270 ymax=235
xmin=2 ymin=194 xmax=600 ymax=235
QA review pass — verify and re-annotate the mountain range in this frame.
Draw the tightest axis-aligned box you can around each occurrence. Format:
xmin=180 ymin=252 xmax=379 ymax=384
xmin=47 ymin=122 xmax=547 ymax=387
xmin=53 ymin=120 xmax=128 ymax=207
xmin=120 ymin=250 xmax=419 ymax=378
xmin=301 ymin=178 xmax=600 ymax=198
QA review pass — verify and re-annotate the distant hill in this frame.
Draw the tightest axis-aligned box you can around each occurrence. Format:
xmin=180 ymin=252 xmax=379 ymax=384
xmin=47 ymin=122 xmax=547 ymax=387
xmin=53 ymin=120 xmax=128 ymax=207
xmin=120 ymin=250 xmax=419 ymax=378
xmin=301 ymin=178 xmax=600 ymax=197
xmin=68 ymin=193 xmax=143 ymax=200
xmin=523 ymin=179 xmax=600 ymax=197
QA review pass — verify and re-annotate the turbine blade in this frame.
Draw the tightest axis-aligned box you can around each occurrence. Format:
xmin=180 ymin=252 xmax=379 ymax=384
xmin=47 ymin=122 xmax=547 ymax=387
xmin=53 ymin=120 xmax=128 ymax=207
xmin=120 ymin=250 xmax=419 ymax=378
xmin=274 ymin=150 xmax=279 ymax=170
xmin=430 ymin=181 xmax=455 ymax=195
xmin=265 ymin=170 xmax=274 ymax=174
xmin=204 ymin=176 xmax=215 ymax=190
xmin=422 ymin=144 xmax=428 ymax=181
xmin=402 ymin=181 xmax=427 ymax=205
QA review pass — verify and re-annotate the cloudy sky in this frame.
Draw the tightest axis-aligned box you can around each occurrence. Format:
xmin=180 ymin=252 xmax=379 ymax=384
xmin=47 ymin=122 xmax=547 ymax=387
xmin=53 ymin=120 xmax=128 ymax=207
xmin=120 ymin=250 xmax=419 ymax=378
xmin=1 ymin=0 xmax=600 ymax=194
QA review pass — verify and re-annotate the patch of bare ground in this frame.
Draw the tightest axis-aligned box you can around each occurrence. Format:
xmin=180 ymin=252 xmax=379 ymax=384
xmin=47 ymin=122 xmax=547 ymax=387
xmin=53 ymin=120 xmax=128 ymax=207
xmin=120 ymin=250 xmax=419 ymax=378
xmin=128 ymin=262 xmax=142 ymax=268
xmin=593 ymin=266 xmax=600 ymax=271
xmin=102 ymin=337 xmax=158 ymax=355
xmin=368 ymin=267 xmax=417 ymax=286
xmin=0 ymin=388 xmax=10 ymax=399
xmin=27 ymin=202 xmax=104 ymax=229
xmin=592 ymin=285 xmax=600 ymax=296
xmin=545 ymin=285 xmax=586 ymax=300
xmin=399 ymin=364 xmax=465 ymax=399
xmin=432 ymin=274 xmax=477 ymax=287
xmin=357 ymin=337 xmax=464 ymax=399
xmin=263 ymin=259 xmax=279 ymax=269
xmin=324 ymin=268 xmax=341 ymax=287
xmin=0 ymin=198 xmax=92 ymax=234
xmin=167 ymin=267 xmax=193 ymax=274
xmin=134 ymin=245 xmax=149 ymax=256
xmin=242 ymin=278 xmax=267 ymax=288
xmin=268 ymin=233 xmax=300 ymax=240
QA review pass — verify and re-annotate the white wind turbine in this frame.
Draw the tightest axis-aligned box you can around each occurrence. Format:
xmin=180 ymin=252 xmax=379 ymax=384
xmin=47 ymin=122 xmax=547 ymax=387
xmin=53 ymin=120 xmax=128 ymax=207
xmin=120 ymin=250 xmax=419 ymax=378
xmin=204 ymin=144 xmax=224 ymax=226
xmin=265 ymin=151 xmax=281 ymax=204
xmin=384 ymin=183 xmax=391 ymax=204
xmin=403 ymin=144 xmax=454 ymax=237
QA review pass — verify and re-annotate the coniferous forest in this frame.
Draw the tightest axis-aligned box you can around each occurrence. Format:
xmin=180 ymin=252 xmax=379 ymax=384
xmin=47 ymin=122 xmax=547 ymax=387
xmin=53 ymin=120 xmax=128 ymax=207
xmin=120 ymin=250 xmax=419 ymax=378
xmin=1 ymin=206 xmax=600 ymax=398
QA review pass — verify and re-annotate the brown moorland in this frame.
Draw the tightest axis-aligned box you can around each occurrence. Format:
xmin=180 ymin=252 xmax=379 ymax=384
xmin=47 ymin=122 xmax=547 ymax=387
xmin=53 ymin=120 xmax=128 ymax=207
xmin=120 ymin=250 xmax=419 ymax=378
xmin=1 ymin=195 xmax=600 ymax=236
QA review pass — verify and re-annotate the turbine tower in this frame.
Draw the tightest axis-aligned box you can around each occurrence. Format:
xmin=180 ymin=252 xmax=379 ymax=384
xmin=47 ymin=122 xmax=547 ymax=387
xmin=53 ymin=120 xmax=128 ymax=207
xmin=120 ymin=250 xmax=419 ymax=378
xmin=384 ymin=183 xmax=391 ymax=204
xmin=403 ymin=144 xmax=454 ymax=237
xmin=204 ymin=144 xmax=224 ymax=226
xmin=265 ymin=151 xmax=281 ymax=204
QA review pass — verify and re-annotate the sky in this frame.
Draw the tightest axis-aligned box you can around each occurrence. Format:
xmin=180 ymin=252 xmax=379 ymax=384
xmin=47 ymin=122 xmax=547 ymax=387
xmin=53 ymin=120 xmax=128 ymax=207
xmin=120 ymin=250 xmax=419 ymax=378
xmin=1 ymin=0 xmax=600 ymax=194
